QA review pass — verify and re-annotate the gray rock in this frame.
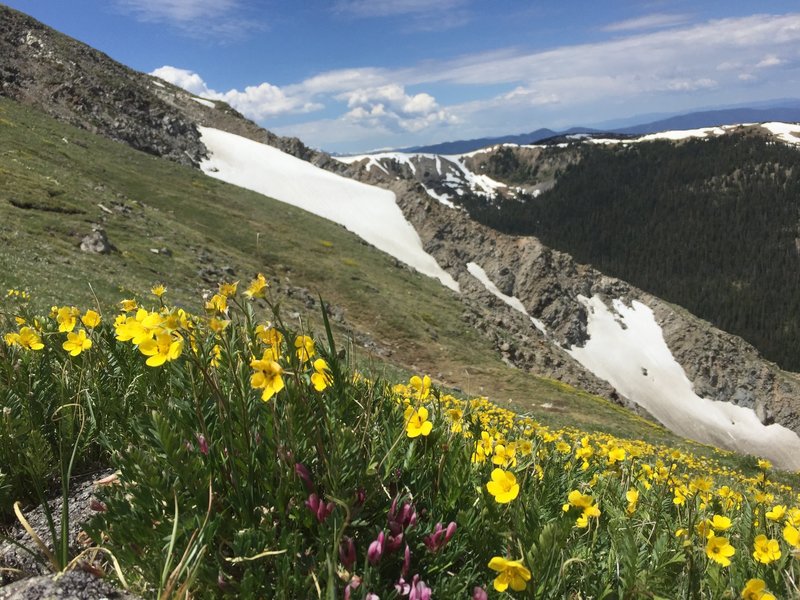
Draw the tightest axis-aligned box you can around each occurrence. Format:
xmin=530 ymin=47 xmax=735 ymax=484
xmin=0 ymin=570 xmax=139 ymax=600
xmin=79 ymin=228 xmax=113 ymax=254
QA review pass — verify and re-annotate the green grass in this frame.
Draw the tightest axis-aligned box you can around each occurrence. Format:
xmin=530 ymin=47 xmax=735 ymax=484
xmin=0 ymin=96 xmax=794 ymax=481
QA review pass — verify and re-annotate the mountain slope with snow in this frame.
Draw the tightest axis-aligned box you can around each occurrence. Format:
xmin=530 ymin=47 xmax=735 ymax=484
xmin=566 ymin=296 xmax=800 ymax=469
xmin=198 ymin=127 xmax=459 ymax=292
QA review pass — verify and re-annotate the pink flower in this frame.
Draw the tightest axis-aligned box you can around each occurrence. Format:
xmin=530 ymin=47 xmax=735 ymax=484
xmin=408 ymin=574 xmax=432 ymax=600
xmin=423 ymin=521 xmax=457 ymax=553
xmin=388 ymin=496 xmax=418 ymax=535
xmin=196 ymin=433 xmax=209 ymax=456
xmin=295 ymin=462 xmax=314 ymax=491
xmin=344 ymin=575 xmax=361 ymax=600
xmin=368 ymin=531 xmax=385 ymax=565
xmin=472 ymin=586 xmax=488 ymax=600
xmin=305 ymin=493 xmax=334 ymax=523
xmin=402 ymin=543 xmax=411 ymax=577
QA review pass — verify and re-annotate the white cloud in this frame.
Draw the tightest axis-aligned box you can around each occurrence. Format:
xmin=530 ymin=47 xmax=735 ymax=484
xmin=156 ymin=13 xmax=800 ymax=152
xmin=114 ymin=0 xmax=259 ymax=37
xmin=603 ymin=13 xmax=691 ymax=32
xmin=502 ymin=86 xmax=561 ymax=106
xmin=338 ymin=84 xmax=458 ymax=132
xmin=116 ymin=0 xmax=236 ymax=21
xmin=335 ymin=0 xmax=468 ymax=18
xmin=151 ymin=66 xmax=214 ymax=96
xmin=151 ymin=66 xmax=322 ymax=119
xmin=756 ymin=54 xmax=784 ymax=68
xmin=665 ymin=78 xmax=718 ymax=92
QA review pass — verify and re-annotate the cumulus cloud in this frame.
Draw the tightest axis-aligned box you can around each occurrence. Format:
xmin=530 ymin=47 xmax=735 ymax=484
xmin=338 ymin=84 xmax=458 ymax=132
xmin=756 ymin=54 xmax=784 ymax=68
xmin=155 ymin=13 xmax=800 ymax=152
xmin=151 ymin=66 xmax=322 ymax=119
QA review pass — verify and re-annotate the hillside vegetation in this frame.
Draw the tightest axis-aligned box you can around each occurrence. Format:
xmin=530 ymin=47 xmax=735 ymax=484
xmin=0 ymin=95 xmax=717 ymax=448
xmin=462 ymin=135 xmax=800 ymax=371
xmin=1 ymin=284 xmax=799 ymax=598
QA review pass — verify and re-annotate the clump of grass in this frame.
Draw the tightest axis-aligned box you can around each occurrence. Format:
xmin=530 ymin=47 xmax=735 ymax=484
xmin=2 ymin=280 xmax=799 ymax=598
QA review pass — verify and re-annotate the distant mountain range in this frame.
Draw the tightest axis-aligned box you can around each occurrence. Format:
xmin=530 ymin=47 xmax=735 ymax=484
xmin=397 ymin=104 xmax=800 ymax=155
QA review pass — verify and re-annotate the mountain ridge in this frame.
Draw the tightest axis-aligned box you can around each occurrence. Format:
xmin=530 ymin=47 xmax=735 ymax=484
xmin=387 ymin=106 xmax=800 ymax=155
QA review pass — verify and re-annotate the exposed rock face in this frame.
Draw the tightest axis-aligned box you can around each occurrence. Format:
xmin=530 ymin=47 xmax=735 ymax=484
xmin=0 ymin=5 xmax=205 ymax=166
xmin=0 ymin=570 xmax=139 ymax=600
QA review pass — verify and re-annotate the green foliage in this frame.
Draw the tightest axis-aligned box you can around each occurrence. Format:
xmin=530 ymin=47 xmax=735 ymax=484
xmin=2 ymin=288 xmax=799 ymax=598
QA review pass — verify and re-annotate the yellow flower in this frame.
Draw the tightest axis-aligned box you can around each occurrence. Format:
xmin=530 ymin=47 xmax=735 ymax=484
xmin=766 ymin=505 xmax=787 ymax=522
xmin=752 ymin=535 xmax=781 ymax=564
xmin=486 ymin=468 xmax=519 ymax=504
xmin=151 ymin=284 xmax=166 ymax=298
xmin=742 ymin=578 xmax=775 ymax=600
xmin=119 ymin=298 xmax=138 ymax=312
xmin=80 ymin=309 xmax=101 ymax=329
xmin=205 ymin=293 xmax=228 ymax=314
xmin=404 ymin=405 xmax=433 ymax=438
xmin=244 ymin=273 xmax=268 ymax=299
xmin=784 ymin=523 xmax=800 ymax=548
xmin=690 ymin=475 xmax=713 ymax=494
xmin=487 ymin=557 xmax=531 ymax=592
xmin=311 ymin=358 xmax=333 ymax=392
xmin=295 ymin=335 xmax=315 ymax=364
xmin=564 ymin=490 xmax=594 ymax=510
xmin=4 ymin=327 xmax=44 ymax=351
xmin=56 ymin=306 xmax=79 ymax=332
xmin=208 ymin=317 xmax=230 ymax=334
xmin=757 ymin=459 xmax=772 ymax=470
xmin=492 ymin=443 xmax=517 ymax=468
xmin=255 ymin=324 xmax=283 ymax=351
xmin=518 ymin=439 xmax=533 ymax=455
xmin=250 ymin=350 xmax=285 ymax=401
xmin=409 ymin=375 xmax=431 ymax=400
xmin=705 ymin=535 xmax=735 ymax=567
xmin=607 ymin=446 xmax=626 ymax=464
xmin=711 ymin=515 xmax=732 ymax=532
xmin=446 ymin=407 xmax=464 ymax=433
xmin=576 ymin=504 xmax=601 ymax=529
xmin=219 ymin=281 xmax=238 ymax=297
xmin=62 ymin=329 xmax=92 ymax=356
xmin=472 ymin=431 xmax=494 ymax=463
xmin=210 ymin=344 xmax=222 ymax=368
xmin=625 ymin=489 xmax=639 ymax=515
xmin=138 ymin=332 xmax=184 ymax=367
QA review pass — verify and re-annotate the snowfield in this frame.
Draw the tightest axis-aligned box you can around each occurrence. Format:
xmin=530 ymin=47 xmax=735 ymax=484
xmin=566 ymin=296 xmax=800 ymax=469
xmin=198 ymin=127 xmax=460 ymax=292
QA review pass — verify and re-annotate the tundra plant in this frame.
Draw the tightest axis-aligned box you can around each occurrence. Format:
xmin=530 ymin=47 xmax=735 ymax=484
xmin=2 ymin=279 xmax=799 ymax=598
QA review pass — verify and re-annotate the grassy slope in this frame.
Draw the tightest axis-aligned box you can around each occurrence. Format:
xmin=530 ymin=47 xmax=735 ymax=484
xmin=0 ymin=97 xmax=785 ymax=474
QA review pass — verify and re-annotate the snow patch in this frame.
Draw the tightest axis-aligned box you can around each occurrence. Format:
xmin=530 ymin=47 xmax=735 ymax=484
xmin=565 ymin=295 xmax=800 ymax=469
xmin=191 ymin=97 xmax=215 ymax=108
xmin=198 ymin=127 xmax=459 ymax=292
xmin=422 ymin=186 xmax=455 ymax=208
xmin=760 ymin=122 xmax=800 ymax=144
xmin=531 ymin=318 xmax=547 ymax=334
xmin=466 ymin=262 xmax=528 ymax=315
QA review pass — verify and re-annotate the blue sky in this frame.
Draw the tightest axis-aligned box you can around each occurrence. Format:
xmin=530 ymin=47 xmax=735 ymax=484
xmin=7 ymin=1 xmax=800 ymax=152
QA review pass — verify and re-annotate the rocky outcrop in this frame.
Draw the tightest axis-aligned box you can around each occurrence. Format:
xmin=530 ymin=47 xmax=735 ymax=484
xmin=0 ymin=5 xmax=205 ymax=166
xmin=0 ymin=570 xmax=139 ymax=600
